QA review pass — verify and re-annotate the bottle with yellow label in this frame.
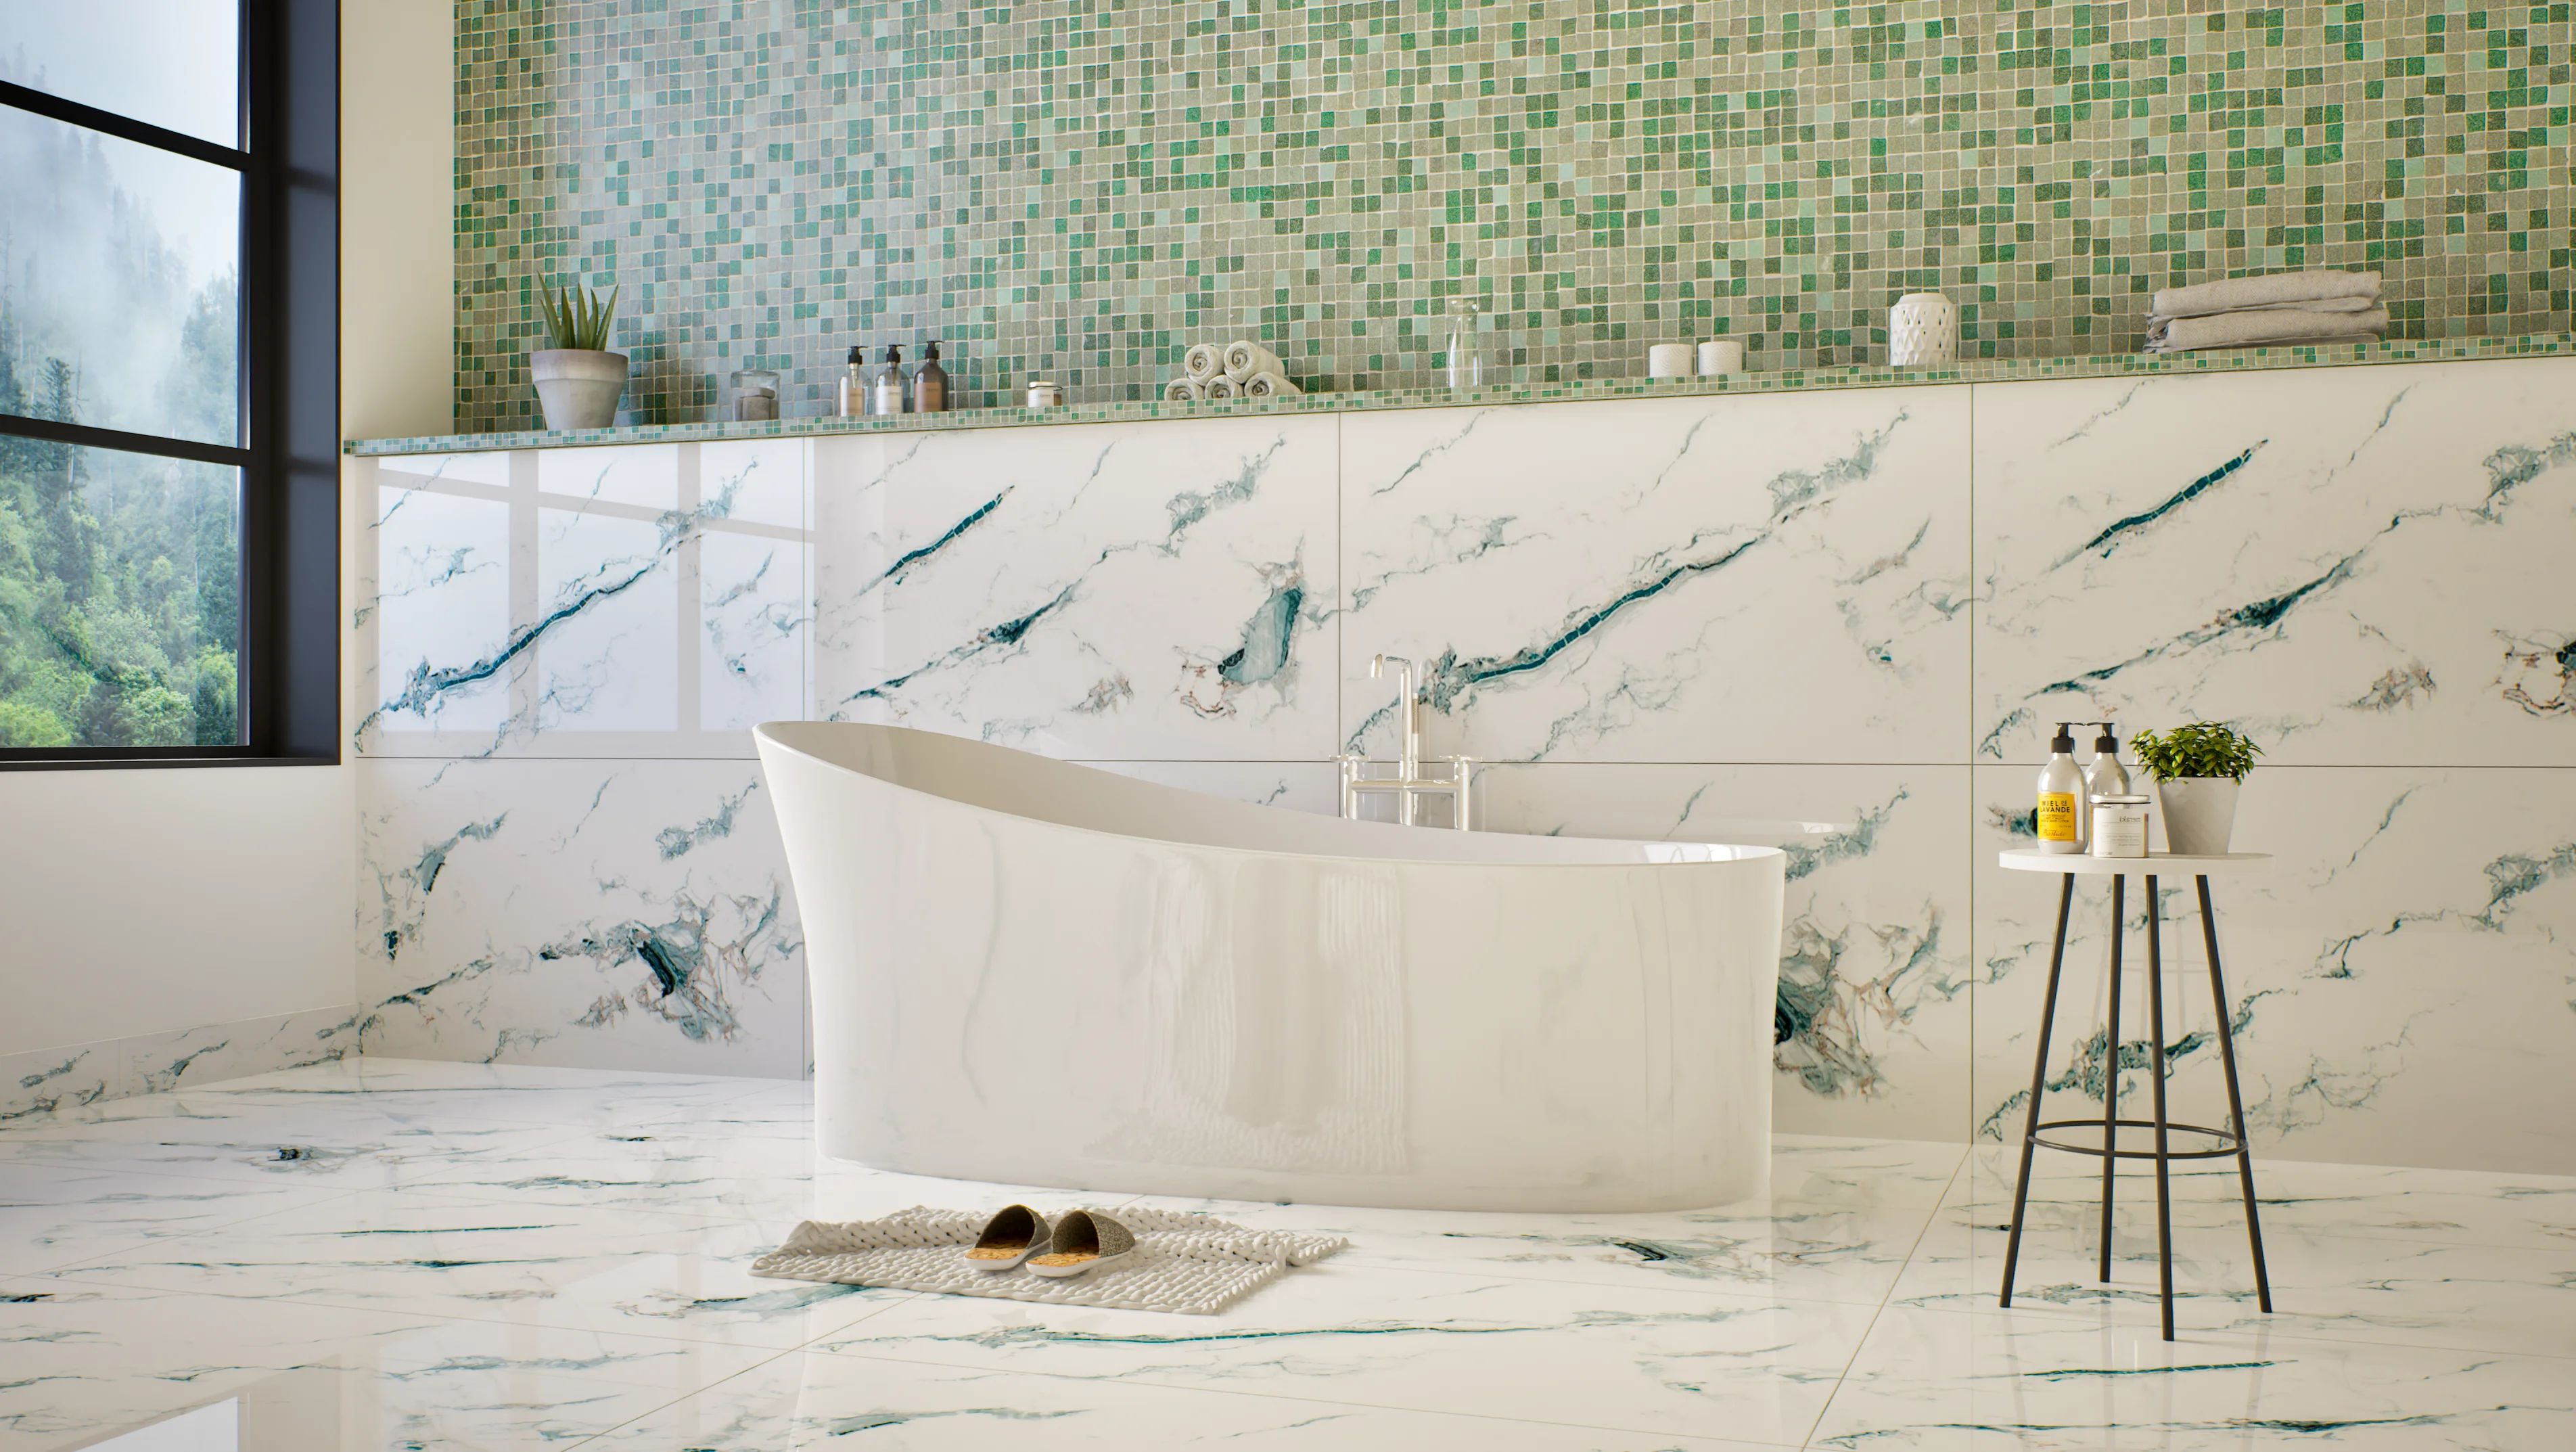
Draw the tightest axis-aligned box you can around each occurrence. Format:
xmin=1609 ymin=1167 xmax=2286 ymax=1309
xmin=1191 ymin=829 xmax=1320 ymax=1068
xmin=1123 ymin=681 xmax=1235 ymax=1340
xmin=2036 ymin=722 xmax=2084 ymax=853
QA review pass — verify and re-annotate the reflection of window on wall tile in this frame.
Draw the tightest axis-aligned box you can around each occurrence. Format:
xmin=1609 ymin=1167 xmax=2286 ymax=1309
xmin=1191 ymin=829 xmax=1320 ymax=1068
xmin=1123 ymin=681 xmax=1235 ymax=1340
xmin=361 ymin=443 xmax=812 ymax=756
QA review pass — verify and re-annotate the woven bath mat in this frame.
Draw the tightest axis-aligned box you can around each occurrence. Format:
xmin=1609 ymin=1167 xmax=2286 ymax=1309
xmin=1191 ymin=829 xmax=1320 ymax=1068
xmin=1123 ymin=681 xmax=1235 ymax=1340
xmin=750 ymin=1205 xmax=1348 ymax=1315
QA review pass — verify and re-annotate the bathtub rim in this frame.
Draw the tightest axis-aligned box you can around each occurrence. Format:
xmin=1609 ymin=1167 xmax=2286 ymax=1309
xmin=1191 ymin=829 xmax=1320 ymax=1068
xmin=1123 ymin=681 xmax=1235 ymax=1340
xmin=756 ymin=720 xmax=1788 ymax=874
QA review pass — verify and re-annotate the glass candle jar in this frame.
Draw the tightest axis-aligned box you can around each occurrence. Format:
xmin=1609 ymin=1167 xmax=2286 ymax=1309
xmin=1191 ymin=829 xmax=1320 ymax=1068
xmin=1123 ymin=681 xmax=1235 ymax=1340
xmin=729 ymin=369 xmax=781 ymax=422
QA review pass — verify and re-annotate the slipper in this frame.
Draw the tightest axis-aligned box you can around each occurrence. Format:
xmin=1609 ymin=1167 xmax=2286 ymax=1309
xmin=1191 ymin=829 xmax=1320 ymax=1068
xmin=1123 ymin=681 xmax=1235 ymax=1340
xmin=963 ymin=1204 xmax=1052 ymax=1273
xmin=1028 ymin=1208 xmax=1136 ymax=1278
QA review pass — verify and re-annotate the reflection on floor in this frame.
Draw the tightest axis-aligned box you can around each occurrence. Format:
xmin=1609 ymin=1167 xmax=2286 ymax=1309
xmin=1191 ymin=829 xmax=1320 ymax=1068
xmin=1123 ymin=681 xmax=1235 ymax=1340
xmin=1 ymin=1059 xmax=2569 ymax=1449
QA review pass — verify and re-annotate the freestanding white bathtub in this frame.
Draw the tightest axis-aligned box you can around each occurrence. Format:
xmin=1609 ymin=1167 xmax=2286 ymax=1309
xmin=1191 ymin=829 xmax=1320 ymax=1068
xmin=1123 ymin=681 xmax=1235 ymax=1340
xmin=756 ymin=722 xmax=1786 ymax=1212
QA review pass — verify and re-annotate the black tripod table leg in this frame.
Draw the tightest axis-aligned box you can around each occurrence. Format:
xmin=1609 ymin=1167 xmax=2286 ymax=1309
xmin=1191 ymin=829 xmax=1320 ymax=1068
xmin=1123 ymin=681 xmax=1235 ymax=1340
xmin=2199 ymin=874 xmax=2274 ymax=1313
xmin=2100 ymin=874 xmax=2125 ymax=1284
xmin=2148 ymin=874 xmax=2175 ymax=1342
xmin=2000 ymin=874 xmax=2076 ymax=1309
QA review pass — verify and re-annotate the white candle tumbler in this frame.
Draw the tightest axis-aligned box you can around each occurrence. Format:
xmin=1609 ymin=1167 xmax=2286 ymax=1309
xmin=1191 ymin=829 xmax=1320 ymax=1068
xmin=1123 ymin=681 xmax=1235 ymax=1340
xmin=1888 ymin=292 xmax=1959 ymax=367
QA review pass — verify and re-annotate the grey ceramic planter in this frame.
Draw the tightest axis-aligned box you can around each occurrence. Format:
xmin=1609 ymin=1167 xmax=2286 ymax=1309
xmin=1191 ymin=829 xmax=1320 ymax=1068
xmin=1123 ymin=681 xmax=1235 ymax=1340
xmin=530 ymin=348 xmax=629 ymax=430
xmin=2155 ymin=777 xmax=2242 ymax=856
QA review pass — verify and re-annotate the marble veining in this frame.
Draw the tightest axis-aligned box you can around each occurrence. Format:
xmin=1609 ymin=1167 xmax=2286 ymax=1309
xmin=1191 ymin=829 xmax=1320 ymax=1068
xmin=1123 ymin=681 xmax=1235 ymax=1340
xmin=3 ymin=1061 xmax=2571 ymax=1450
xmin=810 ymin=419 xmax=1340 ymax=760
xmin=1340 ymin=390 xmax=1969 ymax=765
xmin=359 ymin=761 xmax=805 ymax=1076
xmin=329 ymin=353 xmax=2576 ymax=1171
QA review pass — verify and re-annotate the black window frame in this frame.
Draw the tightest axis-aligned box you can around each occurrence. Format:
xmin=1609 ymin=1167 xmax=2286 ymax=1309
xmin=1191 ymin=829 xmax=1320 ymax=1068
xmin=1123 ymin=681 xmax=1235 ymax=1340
xmin=0 ymin=0 xmax=339 ymax=771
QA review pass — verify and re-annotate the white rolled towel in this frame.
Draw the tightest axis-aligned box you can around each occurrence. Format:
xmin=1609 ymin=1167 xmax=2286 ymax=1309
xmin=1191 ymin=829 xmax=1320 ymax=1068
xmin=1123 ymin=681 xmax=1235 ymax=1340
xmin=1182 ymin=343 xmax=1224 ymax=382
xmin=2150 ymin=269 xmax=2380 ymax=320
xmin=1223 ymin=340 xmax=1283 ymax=382
xmin=1241 ymin=371 xmax=1301 ymax=398
xmin=1164 ymin=376 xmax=1205 ymax=402
xmin=1204 ymin=376 xmax=1241 ymax=399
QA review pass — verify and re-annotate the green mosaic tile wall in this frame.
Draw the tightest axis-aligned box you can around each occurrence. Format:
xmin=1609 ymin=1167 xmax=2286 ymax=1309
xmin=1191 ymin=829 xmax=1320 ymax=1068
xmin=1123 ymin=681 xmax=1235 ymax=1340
xmin=455 ymin=0 xmax=2574 ymax=428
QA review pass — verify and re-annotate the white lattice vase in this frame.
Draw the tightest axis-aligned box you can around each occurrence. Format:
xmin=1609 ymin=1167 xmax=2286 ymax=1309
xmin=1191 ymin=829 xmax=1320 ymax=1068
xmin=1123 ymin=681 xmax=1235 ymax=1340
xmin=1889 ymin=292 xmax=1958 ymax=367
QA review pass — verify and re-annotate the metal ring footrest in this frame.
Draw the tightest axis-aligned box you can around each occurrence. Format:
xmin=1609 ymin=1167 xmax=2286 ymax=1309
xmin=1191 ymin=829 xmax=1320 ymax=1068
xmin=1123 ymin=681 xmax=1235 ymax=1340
xmin=2030 ymin=1117 xmax=2242 ymax=1160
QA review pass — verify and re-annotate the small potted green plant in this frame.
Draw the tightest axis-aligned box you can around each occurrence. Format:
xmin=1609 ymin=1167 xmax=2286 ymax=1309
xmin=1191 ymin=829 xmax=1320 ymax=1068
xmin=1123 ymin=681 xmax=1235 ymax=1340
xmin=529 ymin=279 xmax=626 ymax=430
xmin=2131 ymin=723 xmax=2262 ymax=855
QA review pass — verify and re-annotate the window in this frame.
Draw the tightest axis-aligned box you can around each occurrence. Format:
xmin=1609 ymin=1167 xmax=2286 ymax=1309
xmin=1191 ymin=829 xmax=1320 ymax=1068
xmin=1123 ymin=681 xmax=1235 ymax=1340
xmin=0 ymin=0 xmax=336 ymax=766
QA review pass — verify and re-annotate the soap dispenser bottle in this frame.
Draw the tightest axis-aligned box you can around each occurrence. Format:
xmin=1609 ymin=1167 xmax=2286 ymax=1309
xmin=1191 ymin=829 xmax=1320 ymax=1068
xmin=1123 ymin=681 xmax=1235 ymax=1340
xmin=2037 ymin=723 xmax=2084 ymax=854
xmin=914 ymin=340 xmax=950 ymax=412
xmin=2085 ymin=723 xmax=2132 ymax=809
xmin=837 ymin=346 xmax=867 ymax=418
xmin=870 ymin=344 xmax=908 ymax=416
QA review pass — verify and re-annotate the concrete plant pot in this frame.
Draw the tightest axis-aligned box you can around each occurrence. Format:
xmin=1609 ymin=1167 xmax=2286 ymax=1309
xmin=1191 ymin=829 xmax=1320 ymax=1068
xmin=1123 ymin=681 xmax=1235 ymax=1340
xmin=2155 ymin=777 xmax=2241 ymax=856
xmin=530 ymin=348 xmax=629 ymax=430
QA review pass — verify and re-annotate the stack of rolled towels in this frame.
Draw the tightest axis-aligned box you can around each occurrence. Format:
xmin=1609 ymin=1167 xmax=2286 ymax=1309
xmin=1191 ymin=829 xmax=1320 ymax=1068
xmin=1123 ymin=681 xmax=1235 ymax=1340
xmin=2144 ymin=270 xmax=2387 ymax=354
xmin=1166 ymin=341 xmax=1303 ymax=401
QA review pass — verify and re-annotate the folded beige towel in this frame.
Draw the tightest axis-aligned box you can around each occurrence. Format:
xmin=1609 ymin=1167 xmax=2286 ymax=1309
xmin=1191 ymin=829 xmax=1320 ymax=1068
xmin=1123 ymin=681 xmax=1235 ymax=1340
xmin=1241 ymin=371 xmax=1301 ymax=398
xmin=1182 ymin=343 xmax=1223 ymax=382
xmin=1164 ymin=376 xmax=1205 ymax=402
xmin=2144 ymin=307 xmax=2389 ymax=354
xmin=2213 ymin=295 xmax=2382 ymax=315
xmin=2150 ymin=269 xmax=2380 ymax=320
xmin=1223 ymin=340 xmax=1283 ymax=382
xmin=1204 ymin=376 xmax=1242 ymax=399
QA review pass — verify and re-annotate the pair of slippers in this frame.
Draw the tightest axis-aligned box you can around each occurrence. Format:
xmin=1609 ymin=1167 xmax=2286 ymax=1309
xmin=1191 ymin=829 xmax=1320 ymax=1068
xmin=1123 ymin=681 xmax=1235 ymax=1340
xmin=964 ymin=1205 xmax=1134 ymax=1278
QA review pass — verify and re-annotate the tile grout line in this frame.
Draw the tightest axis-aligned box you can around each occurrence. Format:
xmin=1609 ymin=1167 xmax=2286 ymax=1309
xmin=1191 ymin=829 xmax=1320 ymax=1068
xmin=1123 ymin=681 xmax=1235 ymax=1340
xmin=1793 ymin=1145 xmax=1972 ymax=1449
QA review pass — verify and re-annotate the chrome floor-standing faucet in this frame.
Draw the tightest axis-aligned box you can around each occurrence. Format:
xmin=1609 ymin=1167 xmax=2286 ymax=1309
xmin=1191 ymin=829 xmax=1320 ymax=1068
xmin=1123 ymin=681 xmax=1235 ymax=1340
xmin=1339 ymin=654 xmax=1475 ymax=829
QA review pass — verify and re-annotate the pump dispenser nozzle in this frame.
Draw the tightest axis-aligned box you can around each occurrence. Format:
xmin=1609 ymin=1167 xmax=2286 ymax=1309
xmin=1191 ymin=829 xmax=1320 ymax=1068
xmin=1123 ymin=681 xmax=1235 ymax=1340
xmin=2050 ymin=723 xmax=2076 ymax=752
xmin=2092 ymin=723 xmax=2118 ymax=754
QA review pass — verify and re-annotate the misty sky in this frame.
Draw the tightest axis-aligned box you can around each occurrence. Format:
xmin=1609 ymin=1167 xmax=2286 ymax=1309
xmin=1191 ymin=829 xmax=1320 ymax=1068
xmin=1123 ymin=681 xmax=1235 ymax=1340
xmin=3 ymin=3 xmax=243 ymax=289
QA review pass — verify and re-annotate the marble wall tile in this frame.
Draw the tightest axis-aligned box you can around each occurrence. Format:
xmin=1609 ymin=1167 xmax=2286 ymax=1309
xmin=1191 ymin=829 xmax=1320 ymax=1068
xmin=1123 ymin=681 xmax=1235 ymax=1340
xmin=532 ymin=507 xmax=680 ymax=733
xmin=357 ymin=759 xmax=804 ymax=1078
xmin=1339 ymin=390 xmax=1970 ymax=763
xmin=1082 ymin=760 xmax=1344 ymax=816
xmin=1973 ymin=359 xmax=2576 ymax=766
xmin=1 ymin=1007 xmax=359 ymax=1127
xmin=0 ymin=1043 xmax=123 ymax=1127
xmin=354 ymin=441 xmax=812 ymax=760
xmin=362 ymin=461 xmax=511 ymax=740
xmin=1475 ymin=764 xmax=1973 ymax=1141
xmin=1969 ymin=764 xmax=2576 ymax=1175
xmin=338 ymin=360 xmax=2576 ymax=1171
xmin=122 ymin=1007 xmax=358 ymax=1096
xmin=811 ymin=416 xmax=1340 ymax=761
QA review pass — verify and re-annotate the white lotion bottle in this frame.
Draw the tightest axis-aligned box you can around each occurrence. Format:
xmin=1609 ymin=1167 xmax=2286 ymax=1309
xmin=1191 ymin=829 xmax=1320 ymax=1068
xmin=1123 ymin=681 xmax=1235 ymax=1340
xmin=871 ymin=344 xmax=908 ymax=415
xmin=2085 ymin=723 xmax=2131 ymax=807
xmin=2037 ymin=723 xmax=2084 ymax=854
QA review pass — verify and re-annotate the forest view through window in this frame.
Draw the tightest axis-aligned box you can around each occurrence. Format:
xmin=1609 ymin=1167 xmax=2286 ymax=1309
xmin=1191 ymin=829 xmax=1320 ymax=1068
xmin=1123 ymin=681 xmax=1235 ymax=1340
xmin=1 ymin=4 xmax=246 ymax=750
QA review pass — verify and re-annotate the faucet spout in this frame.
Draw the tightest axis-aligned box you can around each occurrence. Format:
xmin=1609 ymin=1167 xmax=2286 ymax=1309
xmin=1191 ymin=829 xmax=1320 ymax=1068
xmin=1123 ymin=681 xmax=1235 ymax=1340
xmin=1347 ymin=652 xmax=1473 ymax=832
xmin=1371 ymin=654 xmax=1422 ymax=793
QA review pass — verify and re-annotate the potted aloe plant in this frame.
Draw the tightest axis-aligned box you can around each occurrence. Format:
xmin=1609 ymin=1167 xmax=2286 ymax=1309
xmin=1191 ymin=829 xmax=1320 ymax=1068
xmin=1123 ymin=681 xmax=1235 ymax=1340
xmin=2131 ymin=722 xmax=2263 ymax=855
xmin=529 ymin=279 xmax=626 ymax=430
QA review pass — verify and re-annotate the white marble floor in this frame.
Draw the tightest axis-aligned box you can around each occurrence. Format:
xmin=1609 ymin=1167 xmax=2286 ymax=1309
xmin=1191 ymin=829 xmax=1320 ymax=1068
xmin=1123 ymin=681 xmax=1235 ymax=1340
xmin=1 ymin=1060 xmax=2568 ymax=1450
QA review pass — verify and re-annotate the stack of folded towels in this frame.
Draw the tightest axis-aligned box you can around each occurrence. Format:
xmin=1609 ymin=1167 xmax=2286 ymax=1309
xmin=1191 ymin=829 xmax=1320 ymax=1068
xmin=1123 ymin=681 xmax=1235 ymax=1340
xmin=1166 ymin=341 xmax=1303 ymax=401
xmin=2144 ymin=270 xmax=2387 ymax=354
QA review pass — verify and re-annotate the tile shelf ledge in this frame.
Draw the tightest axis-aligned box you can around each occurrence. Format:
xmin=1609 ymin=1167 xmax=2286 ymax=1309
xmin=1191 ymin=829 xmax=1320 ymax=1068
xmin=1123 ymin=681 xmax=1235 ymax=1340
xmin=351 ymin=332 xmax=2576 ymax=456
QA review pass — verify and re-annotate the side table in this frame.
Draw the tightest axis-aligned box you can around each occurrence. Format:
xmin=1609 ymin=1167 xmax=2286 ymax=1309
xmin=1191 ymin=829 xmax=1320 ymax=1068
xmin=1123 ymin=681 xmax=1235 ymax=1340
xmin=1995 ymin=849 xmax=2274 ymax=1340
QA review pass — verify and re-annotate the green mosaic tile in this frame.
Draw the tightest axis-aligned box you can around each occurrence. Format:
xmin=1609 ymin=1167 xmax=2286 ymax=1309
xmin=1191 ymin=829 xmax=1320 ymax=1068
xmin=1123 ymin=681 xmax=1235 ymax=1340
xmin=453 ymin=0 xmax=2575 ymax=432
xmin=359 ymin=328 xmax=2576 ymax=453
